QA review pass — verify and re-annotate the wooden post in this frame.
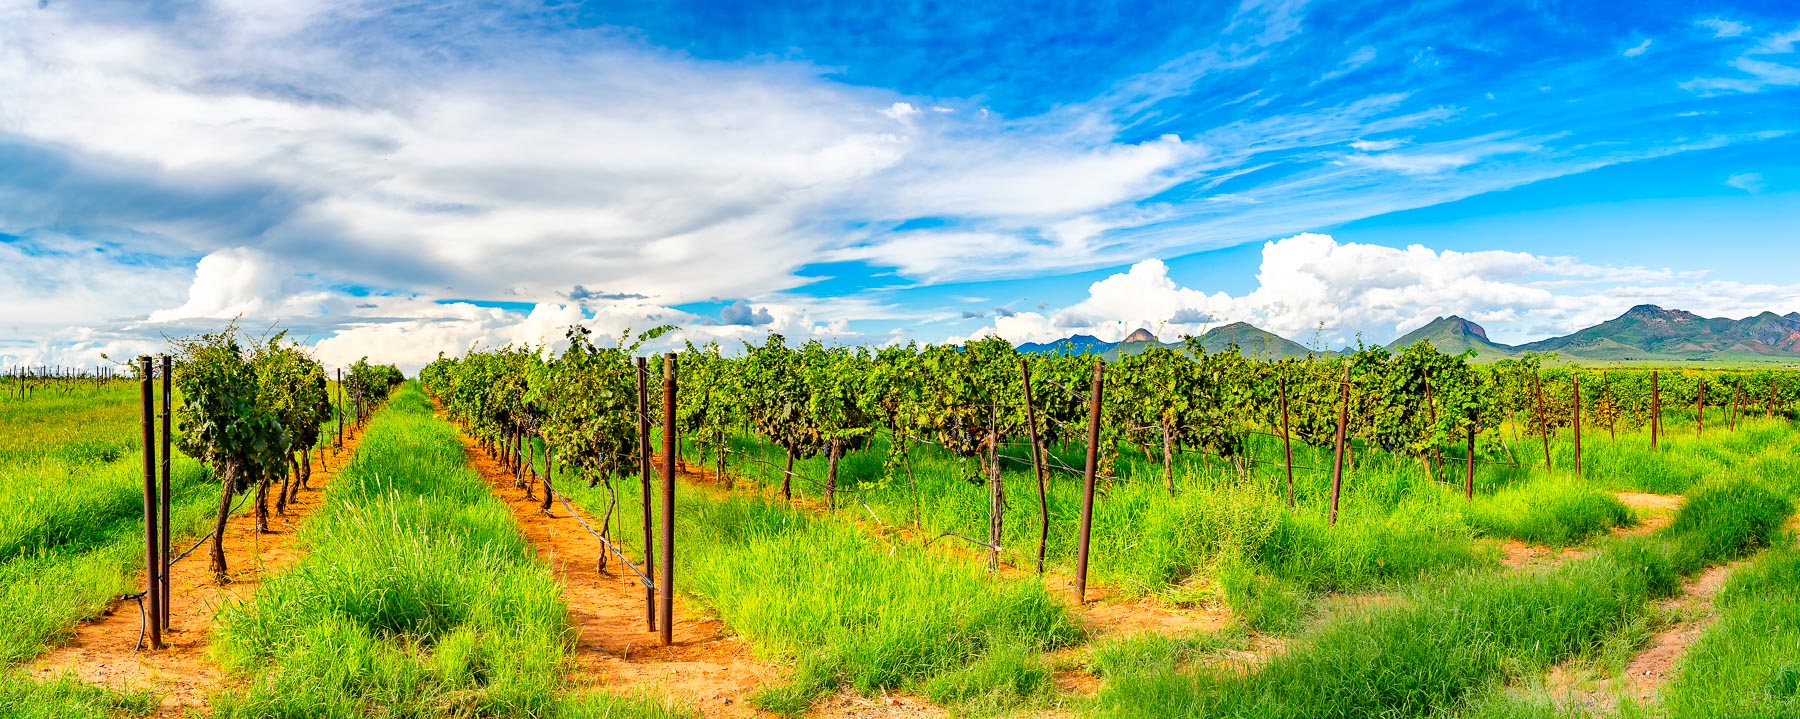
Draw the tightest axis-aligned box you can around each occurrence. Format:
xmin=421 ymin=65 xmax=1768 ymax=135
xmin=1535 ymin=372 xmax=1551 ymax=470
xmin=139 ymin=357 xmax=162 ymax=650
xmin=660 ymin=353 xmax=676 ymax=647
xmin=1075 ymin=359 xmax=1103 ymax=604
xmin=1572 ymin=373 xmax=1582 ymax=477
xmin=540 ymin=447 xmax=554 ymax=512
xmin=1329 ymin=364 xmax=1350 ymax=526
xmin=1279 ymin=375 xmax=1295 ymax=508
xmin=1020 ymin=360 xmax=1049 ymax=576
xmin=638 ymin=357 xmax=655 ymax=632
xmin=336 ymin=369 xmax=344 ymax=448
xmin=1731 ymin=381 xmax=1743 ymax=431
xmin=159 ymin=355 xmax=172 ymax=631
xmin=1651 ymin=370 xmax=1661 ymax=451
xmin=1464 ymin=424 xmax=1477 ymax=500
xmin=1697 ymin=378 xmax=1706 ymax=438
xmin=1425 ymin=376 xmax=1441 ymax=477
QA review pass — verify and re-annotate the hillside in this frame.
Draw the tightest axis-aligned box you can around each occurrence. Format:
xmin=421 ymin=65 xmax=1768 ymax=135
xmin=1012 ymin=305 xmax=1800 ymax=366
xmin=1391 ymin=316 xmax=1516 ymax=360
xmin=1519 ymin=305 xmax=1800 ymax=361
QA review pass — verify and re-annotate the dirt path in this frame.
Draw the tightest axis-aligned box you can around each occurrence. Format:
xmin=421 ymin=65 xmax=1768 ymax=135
xmin=1543 ymin=556 xmax=1746 ymax=714
xmin=1493 ymin=492 xmax=1684 ymax=570
xmin=27 ymin=426 xmax=369 ymax=716
xmin=455 ymin=433 xmax=780 ymax=719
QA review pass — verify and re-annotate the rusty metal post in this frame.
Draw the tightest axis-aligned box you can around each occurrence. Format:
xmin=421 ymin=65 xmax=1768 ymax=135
xmin=540 ymin=447 xmax=554 ymax=512
xmin=660 ymin=353 xmax=677 ymax=646
xmin=1075 ymin=359 xmax=1103 ymax=604
xmin=139 ymin=357 xmax=162 ymax=650
xmin=1020 ymin=360 xmax=1048 ymax=576
xmin=638 ymin=357 xmax=655 ymax=632
xmin=1329 ymin=364 xmax=1350 ymax=526
xmin=1535 ymin=372 xmax=1551 ymax=470
xmin=1732 ymin=381 xmax=1743 ymax=431
xmin=1573 ymin=373 xmax=1582 ymax=477
xmin=1279 ymin=375 xmax=1295 ymax=508
xmin=160 ymin=355 xmax=172 ymax=631
xmin=1697 ymin=378 xmax=1706 ymax=438
xmin=1465 ymin=424 xmax=1477 ymax=500
xmin=1651 ymin=370 xmax=1661 ymax=451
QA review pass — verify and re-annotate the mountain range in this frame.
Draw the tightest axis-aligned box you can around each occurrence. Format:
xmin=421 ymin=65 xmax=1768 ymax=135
xmin=1016 ymin=305 xmax=1800 ymax=364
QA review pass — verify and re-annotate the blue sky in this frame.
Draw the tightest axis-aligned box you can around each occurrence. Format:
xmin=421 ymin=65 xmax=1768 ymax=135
xmin=0 ymin=0 xmax=1796 ymax=370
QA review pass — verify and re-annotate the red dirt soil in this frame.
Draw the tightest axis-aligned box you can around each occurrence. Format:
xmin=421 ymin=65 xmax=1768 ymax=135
xmin=26 ymin=425 xmax=371 ymax=716
xmin=455 ymin=432 xmax=783 ymax=719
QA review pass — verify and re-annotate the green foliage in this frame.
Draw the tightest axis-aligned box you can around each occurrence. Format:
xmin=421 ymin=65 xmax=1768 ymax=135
xmin=170 ymin=326 xmax=286 ymax=487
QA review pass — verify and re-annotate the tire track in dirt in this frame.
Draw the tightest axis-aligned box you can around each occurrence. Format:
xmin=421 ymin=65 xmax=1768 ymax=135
xmin=453 ymin=431 xmax=781 ymax=719
xmin=26 ymin=425 xmax=371 ymax=717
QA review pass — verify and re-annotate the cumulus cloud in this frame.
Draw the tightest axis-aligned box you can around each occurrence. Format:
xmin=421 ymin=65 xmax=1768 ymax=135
xmin=148 ymin=248 xmax=311 ymax=322
xmin=712 ymin=300 xmax=775 ymax=327
xmin=968 ymin=233 xmax=1800 ymax=349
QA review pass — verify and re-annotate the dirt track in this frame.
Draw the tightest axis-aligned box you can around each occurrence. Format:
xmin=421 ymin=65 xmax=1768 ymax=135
xmin=27 ymin=425 xmax=369 ymax=716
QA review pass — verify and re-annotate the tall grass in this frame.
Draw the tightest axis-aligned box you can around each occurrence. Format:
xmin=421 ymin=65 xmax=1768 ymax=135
xmin=1660 ymin=540 xmax=1800 ymax=718
xmin=0 ymin=384 xmax=222 ymax=665
xmin=0 ymin=670 xmax=158 ymax=719
xmin=1089 ymin=479 xmax=1793 ymax=718
xmin=535 ymin=444 xmax=1083 ymax=715
xmin=669 ymin=421 xmax=1656 ymax=633
xmin=211 ymin=384 xmax=684 ymax=718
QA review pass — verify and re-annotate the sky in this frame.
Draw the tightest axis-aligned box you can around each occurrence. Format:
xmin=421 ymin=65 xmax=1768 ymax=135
xmin=1 ymin=0 xmax=1797 ymax=372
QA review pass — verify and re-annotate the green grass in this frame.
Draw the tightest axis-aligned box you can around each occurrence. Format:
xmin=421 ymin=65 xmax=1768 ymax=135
xmin=1660 ymin=539 xmax=1800 ymax=718
xmin=532 ymin=443 xmax=1084 ymax=716
xmin=0 ymin=669 xmax=159 ymax=719
xmin=0 ymin=383 xmax=224 ymax=666
xmin=1088 ymin=478 xmax=1793 ymax=719
xmin=210 ymin=383 xmax=686 ymax=719
xmin=1466 ymin=476 xmax=1635 ymax=547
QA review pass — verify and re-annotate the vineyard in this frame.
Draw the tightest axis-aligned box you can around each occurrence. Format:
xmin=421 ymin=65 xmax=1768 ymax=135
xmin=4 ymin=328 xmax=1800 ymax=719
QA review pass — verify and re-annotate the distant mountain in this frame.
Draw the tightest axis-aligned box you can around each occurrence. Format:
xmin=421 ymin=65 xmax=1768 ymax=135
xmin=1519 ymin=305 xmax=1800 ymax=360
xmin=1011 ymin=306 xmax=1800 ymax=365
xmin=1392 ymin=316 xmax=1516 ymax=360
xmin=1015 ymin=334 xmax=1113 ymax=355
xmin=1193 ymin=322 xmax=1315 ymax=360
xmin=1017 ymin=322 xmax=1316 ymax=360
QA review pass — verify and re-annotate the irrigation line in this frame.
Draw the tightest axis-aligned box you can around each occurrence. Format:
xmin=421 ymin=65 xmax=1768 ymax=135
xmin=924 ymin=531 xmax=1001 ymax=553
xmin=720 ymin=447 xmax=886 ymax=525
xmin=166 ymin=489 xmax=252 ymax=568
xmin=117 ymin=590 xmax=149 ymax=651
xmin=528 ymin=463 xmax=655 ymax=590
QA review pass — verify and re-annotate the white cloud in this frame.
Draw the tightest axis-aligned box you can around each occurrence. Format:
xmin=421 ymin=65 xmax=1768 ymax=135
xmin=1726 ymin=172 xmax=1766 ymax=192
xmin=1349 ymin=138 xmax=1407 ymax=152
xmin=148 ymin=247 xmax=311 ymax=322
xmin=1623 ymin=39 xmax=1653 ymax=57
xmin=1697 ymin=18 xmax=1750 ymax=39
xmin=1321 ymin=46 xmax=1377 ymax=81
xmin=971 ymin=234 xmax=1800 ymax=349
xmin=1684 ymin=24 xmax=1800 ymax=94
